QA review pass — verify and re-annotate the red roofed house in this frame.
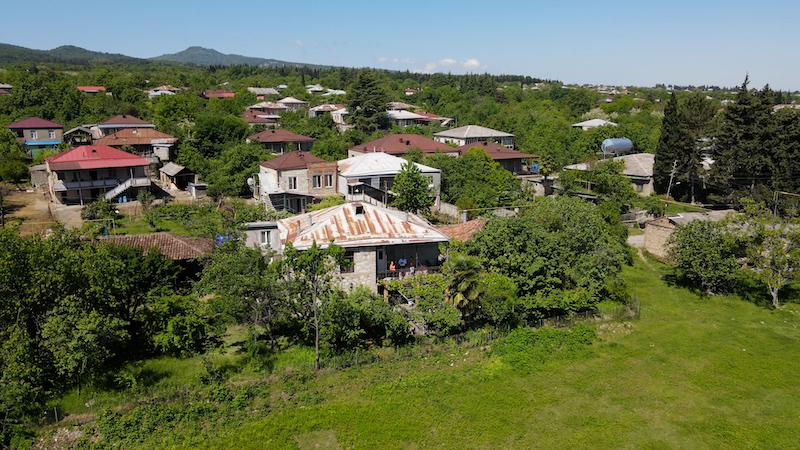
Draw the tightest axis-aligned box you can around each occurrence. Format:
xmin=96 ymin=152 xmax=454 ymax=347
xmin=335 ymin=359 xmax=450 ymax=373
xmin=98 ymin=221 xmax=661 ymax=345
xmin=453 ymin=141 xmax=539 ymax=174
xmin=94 ymin=115 xmax=155 ymax=138
xmin=348 ymin=134 xmax=458 ymax=158
xmin=5 ymin=117 xmax=64 ymax=158
xmin=202 ymin=90 xmax=235 ymax=99
xmin=247 ymin=129 xmax=316 ymax=153
xmin=254 ymin=151 xmax=338 ymax=213
xmin=77 ymin=86 xmax=107 ymax=94
xmin=45 ymin=145 xmax=152 ymax=205
xmin=94 ymin=128 xmax=177 ymax=161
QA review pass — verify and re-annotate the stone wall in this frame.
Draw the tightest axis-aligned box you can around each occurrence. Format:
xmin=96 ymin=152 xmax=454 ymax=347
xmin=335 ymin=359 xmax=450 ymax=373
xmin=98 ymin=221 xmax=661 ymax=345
xmin=340 ymin=248 xmax=377 ymax=292
xmin=644 ymin=217 xmax=675 ymax=261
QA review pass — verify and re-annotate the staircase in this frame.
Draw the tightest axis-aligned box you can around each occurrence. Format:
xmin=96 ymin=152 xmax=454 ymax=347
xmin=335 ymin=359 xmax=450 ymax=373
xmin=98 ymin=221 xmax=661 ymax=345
xmin=104 ymin=177 xmax=152 ymax=200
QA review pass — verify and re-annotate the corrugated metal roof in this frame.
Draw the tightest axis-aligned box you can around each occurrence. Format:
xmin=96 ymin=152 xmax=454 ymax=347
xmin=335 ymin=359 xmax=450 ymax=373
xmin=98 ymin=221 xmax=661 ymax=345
xmin=349 ymin=134 xmax=454 ymax=155
xmin=96 ymin=233 xmax=214 ymax=260
xmin=453 ymin=141 xmax=539 ymax=160
xmin=260 ymin=151 xmax=326 ymax=171
xmin=279 ymin=202 xmax=449 ymax=250
xmin=572 ymin=118 xmax=618 ymax=128
xmin=338 ymin=152 xmax=440 ymax=178
xmin=278 ymin=96 xmax=308 ymax=105
xmin=434 ymin=125 xmax=514 ymax=139
xmin=564 ymin=153 xmax=654 ymax=178
xmin=249 ymin=129 xmax=316 ymax=144
xmin=98 ymin=115 xmax=154 ymax=127
xmin=94 ymin=128 xmax=176 ymax=146
xmin=159 ymin=162 xmax=190 ymax=177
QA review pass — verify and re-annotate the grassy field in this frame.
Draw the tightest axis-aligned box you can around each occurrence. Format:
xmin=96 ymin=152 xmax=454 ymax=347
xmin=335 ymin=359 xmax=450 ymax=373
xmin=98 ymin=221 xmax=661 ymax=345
xmin=45 ymin=258 xmax=800 ymax=449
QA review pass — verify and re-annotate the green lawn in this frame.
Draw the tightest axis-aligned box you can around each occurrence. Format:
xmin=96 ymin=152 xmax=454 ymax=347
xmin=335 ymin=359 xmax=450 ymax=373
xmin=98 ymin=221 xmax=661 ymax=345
xmin=49 ymin=259 xmax=800 ymax=449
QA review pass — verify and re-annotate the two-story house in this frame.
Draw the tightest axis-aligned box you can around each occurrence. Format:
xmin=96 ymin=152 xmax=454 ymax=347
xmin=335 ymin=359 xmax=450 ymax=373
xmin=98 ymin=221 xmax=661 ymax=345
xmin=46 ymin=145 xmax=152 ymax=205
xmin=254 ymin=151 xmax=338 ymax=213
xmin=94 ymin=128 xmax=177 ymax=161
xmin=247 ymin=129 xmax=316 ymax=153
xmin=337 ymin=152 xmax=441 ymax=207
xmin=5 ymin=117 xmax=64 ymax=158
xmin=93 ymin=115 xmax=156 ymax=138
xmin=347 ymin=134 xmax=457 ymax=158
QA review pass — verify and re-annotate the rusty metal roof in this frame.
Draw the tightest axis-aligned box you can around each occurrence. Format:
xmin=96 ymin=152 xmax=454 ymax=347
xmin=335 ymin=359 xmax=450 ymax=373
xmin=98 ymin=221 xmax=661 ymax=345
xmin=96 ymin=233 xmax=214 ymax=260
xmin=279 ymin=202 xmax=449 ymax=250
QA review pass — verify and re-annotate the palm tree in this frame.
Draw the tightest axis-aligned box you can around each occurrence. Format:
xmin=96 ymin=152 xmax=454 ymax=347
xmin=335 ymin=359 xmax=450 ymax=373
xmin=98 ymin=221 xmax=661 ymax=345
xmin=444 ymin=254 xmax=483 ymax=316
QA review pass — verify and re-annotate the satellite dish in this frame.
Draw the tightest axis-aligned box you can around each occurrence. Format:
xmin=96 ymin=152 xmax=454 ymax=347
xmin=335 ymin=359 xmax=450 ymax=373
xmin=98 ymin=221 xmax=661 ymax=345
xmin=247 ymin=177 xmax=255 ymax=187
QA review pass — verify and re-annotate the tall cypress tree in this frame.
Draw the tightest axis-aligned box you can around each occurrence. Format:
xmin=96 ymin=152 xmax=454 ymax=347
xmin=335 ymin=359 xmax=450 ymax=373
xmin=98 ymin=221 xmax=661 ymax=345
xmin=654 ymin=92 xmax=683 ymax=194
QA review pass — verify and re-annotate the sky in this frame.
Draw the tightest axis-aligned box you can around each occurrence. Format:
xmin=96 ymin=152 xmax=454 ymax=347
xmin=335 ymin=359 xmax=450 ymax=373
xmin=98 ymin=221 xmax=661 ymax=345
xmin=3 ymin=0 xmax=800 ymax=90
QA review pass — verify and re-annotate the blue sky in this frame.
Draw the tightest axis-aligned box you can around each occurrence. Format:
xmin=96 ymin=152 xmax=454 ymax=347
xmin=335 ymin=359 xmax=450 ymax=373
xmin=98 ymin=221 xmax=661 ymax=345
xmin=3 ymin=0 xmax=799 ymax=90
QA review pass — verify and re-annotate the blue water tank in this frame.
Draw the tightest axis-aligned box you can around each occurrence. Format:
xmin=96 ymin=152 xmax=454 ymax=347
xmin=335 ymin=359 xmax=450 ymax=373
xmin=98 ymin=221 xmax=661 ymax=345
xmin=601 ymin=138 xmax=633 ymax=155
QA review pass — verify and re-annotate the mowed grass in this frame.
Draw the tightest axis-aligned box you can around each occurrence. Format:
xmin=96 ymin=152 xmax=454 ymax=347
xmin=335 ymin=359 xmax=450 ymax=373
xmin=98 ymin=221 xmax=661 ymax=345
xmin=58 ymin=259 xmax=800 ymax=449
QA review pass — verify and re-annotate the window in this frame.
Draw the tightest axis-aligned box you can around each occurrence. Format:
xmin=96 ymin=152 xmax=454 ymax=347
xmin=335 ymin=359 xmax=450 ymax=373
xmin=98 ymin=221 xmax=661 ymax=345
xmin=288 ymin=177 xmax=297 ymax=190
xmin=260 ymin=230 xmax=271 ymax=246
xmin=48 ymin=130 xmax=56 ymax=139
xmin=341 ymin=250 xmax=355 ymax=273
xmin=29 ymin=130 xmax=37 ymax=140
xmin=312 ymin=174 xmax=322 ymax=188
xmin=325 ymin=173 xmax=333 ymax=188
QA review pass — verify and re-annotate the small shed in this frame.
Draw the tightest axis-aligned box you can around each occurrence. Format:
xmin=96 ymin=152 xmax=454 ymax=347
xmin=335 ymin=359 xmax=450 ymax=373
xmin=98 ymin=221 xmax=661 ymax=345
xmin=159 ymin=163 xmax=196 ymax=191
xmin=187 ymin=182 xmax=207 ymax=199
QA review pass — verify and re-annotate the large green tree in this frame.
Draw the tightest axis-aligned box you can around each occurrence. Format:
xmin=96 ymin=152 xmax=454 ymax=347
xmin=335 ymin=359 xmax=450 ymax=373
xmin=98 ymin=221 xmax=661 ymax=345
xmin=346 ymin=69 xmax=389 ymax=133
xmin=668 ymin=218 xmax=741 ymax=294
xmin=391 ymin=161 xmax=434 ymax=215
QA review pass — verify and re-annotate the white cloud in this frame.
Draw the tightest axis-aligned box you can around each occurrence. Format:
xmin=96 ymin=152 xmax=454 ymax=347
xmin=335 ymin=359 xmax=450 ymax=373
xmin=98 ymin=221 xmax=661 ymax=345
xmin=392 ymin=58 xmax=399 ymax=63
xmin=288 ymin=40 xmax=304 ymax=47
xmin=462 ymin=58 xmax=480 ymax=69
xmin=439 ymin=58 xmax=457 ymax=66
xmin=401 ymin=58 xmax=414 ymax=64
xmin=424 ymin=62 xmax=438 ymax=73
xmin=378 ymin=57 xmax=389 ymax=62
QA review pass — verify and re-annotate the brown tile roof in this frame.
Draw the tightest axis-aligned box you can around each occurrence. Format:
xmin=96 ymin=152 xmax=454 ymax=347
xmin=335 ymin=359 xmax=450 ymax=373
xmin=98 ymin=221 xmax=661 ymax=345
xmin=260 ymin=151 xmax=326 ymax=171
xmin=242 ymin=110 xmax=279 ymax=124
xmin=350 ymin=134 xmax=454 ymax=155
xmin=454 ymin=141 xmax=539 ymax=160
xmin=97 ymin=233 xmax=215 ymax=260
xmin=6 ymin=117 xmax=63 ymax=129
xmin=94 ymin=128 xmax=177 ymax=146
xmin=437 ymin=218 xmax=487 ymax=242
xmin=248 ymin=129 xmax=316 ymax=144
xmin=203 ymin=90 xmax=235 ymax=98
xmin=99 ymin=115 xmax=154 ymax=126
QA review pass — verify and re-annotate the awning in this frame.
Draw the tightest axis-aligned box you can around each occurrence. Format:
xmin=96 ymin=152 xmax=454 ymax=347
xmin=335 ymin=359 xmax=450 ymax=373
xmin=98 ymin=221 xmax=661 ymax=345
xmin=25 ymin=140 xmax=61 ymax=145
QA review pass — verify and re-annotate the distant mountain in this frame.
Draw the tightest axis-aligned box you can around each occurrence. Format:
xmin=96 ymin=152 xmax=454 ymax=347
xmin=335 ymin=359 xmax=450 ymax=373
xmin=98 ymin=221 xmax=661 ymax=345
xmin=152 ymin=46 xmax=333 ymax=70
xmin=0 ymin=43 xmax=144 ymax=64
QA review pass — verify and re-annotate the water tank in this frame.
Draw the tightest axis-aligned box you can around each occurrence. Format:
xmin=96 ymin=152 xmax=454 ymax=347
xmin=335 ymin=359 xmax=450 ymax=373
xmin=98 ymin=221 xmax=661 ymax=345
xmin=601 ymin=138 xmax=633 ymax=155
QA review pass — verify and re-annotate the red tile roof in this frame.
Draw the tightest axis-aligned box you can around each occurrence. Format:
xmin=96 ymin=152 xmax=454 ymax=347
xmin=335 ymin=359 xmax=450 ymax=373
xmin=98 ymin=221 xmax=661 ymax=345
xmin=5 ymin=117 xmax=63 ymax=129
xmin=77 ymin=86 xmax=106 ymax=92
xmin=438 ymin=218 xmax=487 ymax=242
xmin=260 ymin=151 xmax=326 ymax=171
xmin=99 ymin=115 xmax=154 ymax=126
xmin=94 ymin=128 xmax=176 ymax=146
xmin=46 ymin=145 xmax=150 ymax=171
xmin=203 ymin=90 xmax=235 ymax=98
xmin=349 ymin=134 xmax=454 ymax=155
xmin=454 ymin=141 xmax=539 ymax=160
xmin=97 ymin=233 xmax=214 ymax=260
xmin=248 ymin=129 xmax=316 ymax=144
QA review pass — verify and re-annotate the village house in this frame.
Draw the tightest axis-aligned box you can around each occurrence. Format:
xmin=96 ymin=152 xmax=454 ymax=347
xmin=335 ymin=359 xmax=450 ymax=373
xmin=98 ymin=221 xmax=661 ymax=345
xmin=453 ymin=141 xmax=539 ymax=175
xmin=93 ymin=115 xmax=155 ymax=138
xmin=94 ymin=128 xmax=177 ymax=161
xmin=337 ymin=152 xmax=441 ymax=206
xmin=147 ymin=85 xmax=181 ymax=98
xmin=386 ymin=110 xmax=428 ymax=128
xmin=348 ymin=134 xmax=457 ymax=158
xmin=308 ymin=104 xmax=345 ymax=119
xmin=247 ymin=129 xmax=316 ymax=153
xmin=563 ymin=153 xmax=655 ymax=196
xmin=277 ymin=96 xmax=309 ymax=111
xmin=433 ymin=125 xmax=515 ymax=148
xmin=77 ymin=86 xmax=107 ymax=94
xmin=5 ymin=117 xmax=64 ymax=158
xmin=247 ymin=87 xmax=280 ymax=100
xmin=571 ymin=118 xmax=619 ymax=130
xmin=63 ymin=126 xmax=93 ymax=147
xmin=254 ymin=151 xmax=338 ymax=213
xmin=276 ymin=202 xmax=450 ymax=292
xmin=45 ymin=145 xmax=152 ymax=205
xmin=241 ymin=110 xmax=280 ymax=128
xmin=202 ymin=89 xmax=235 ymax=99
xmin=246 ymin=101 xmax=288 ymax=115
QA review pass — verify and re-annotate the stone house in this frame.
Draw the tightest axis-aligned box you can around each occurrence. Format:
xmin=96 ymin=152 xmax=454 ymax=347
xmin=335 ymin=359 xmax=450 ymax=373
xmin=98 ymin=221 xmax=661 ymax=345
xmin=434 ymin=125 xmax=515 ymax=148
xmin=643 ymin=210 xmax=735 ymax=260
xmin=254 ymin=151 xmax=338 ymax=213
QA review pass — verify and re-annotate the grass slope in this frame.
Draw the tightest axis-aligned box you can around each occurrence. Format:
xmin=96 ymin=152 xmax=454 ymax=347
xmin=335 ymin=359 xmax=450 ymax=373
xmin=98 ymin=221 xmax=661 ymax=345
xmin=50 ymin=260 xmax=800 ymax=449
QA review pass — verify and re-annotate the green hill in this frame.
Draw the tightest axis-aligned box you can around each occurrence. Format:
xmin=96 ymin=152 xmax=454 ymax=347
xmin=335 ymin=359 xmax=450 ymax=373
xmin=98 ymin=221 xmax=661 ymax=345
xmin=152 ymin=46 xmax=333 ymax=69
xmin=0 ymin=43 xmax=144 ymax=64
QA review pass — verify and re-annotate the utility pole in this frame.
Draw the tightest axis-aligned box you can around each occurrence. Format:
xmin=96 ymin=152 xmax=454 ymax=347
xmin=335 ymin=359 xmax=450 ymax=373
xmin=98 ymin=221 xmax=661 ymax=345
xmin=665 ymin=159 xmax=678 ymax=201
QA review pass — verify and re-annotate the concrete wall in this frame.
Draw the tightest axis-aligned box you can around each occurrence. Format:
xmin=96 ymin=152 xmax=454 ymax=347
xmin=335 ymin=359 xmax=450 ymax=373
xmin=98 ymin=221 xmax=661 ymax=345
xmin=643 ymin=217 xmax=675 ymax=261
